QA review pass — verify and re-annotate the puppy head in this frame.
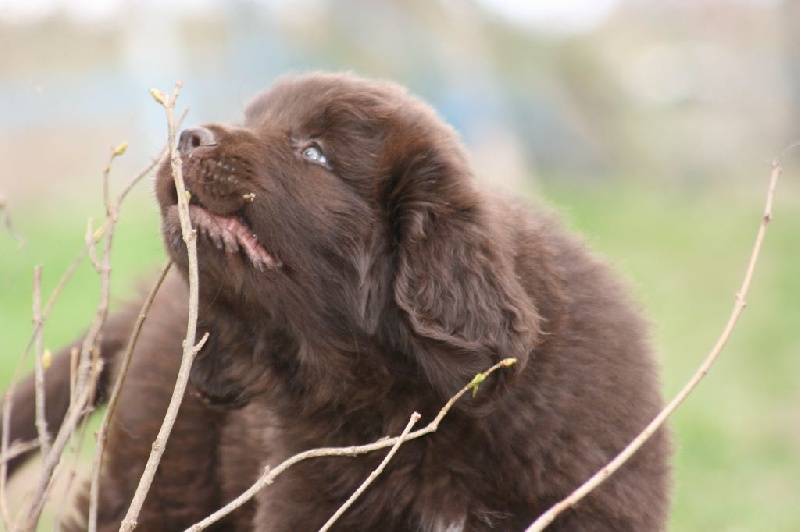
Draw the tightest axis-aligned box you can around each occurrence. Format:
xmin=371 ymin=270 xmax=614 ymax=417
xmin=156 ymin=73 xmax=540 ymax=409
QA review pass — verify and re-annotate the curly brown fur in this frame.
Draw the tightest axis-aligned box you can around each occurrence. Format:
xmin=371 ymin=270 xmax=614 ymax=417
xmin=3 ymin=72 xmax=670 ymax=531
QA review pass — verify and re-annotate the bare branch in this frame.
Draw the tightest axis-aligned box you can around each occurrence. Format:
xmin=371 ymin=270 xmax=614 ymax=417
xmin=187 ymin=358 xmax=517 ymax=531
xmin=119 ymin=333 xmax=208 ymax=531
xmin=14 ymin=360 xmax=104 ymax=531
xmin=55 ymin=398 xmax=97 ymax=527
xmin=1 ymin=107 xmax=187 ymax=531
xmin=0 ymin=440 xmax=39 ymax=466
xmin=8 ymin=127 xmax=177 ymax=393
xmin=319 ymin=412 xmax=421 ymax=532
xmin=15 ymin=142 xmax=128 ymax=530
xmin=32 ymin=266 xmax=51 ymax=458
xmin=72 ymin=140 xmax=129 ymax=403
xmin=120 ymin=81 xmax=205 ymax=532
xmin=525 ymin=161 xmax=782 ymax=532
xmin=85 ymin=218 xmax=101 ymax=273
xmin=88 ymin=261 xmax=173 ymax=530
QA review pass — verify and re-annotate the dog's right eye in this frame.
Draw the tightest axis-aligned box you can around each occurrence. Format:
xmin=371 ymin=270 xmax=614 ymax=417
xmin=301 ymin=145 xmax=328 ymax=167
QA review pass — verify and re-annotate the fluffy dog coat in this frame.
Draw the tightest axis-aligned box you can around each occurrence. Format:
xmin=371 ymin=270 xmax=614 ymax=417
xmin=5 ymin=73 xmax=670 ymax=531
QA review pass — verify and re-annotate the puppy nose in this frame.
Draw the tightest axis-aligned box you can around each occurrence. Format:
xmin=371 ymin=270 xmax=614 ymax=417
xmin=178 ymin=127 xmax=217 ymax=154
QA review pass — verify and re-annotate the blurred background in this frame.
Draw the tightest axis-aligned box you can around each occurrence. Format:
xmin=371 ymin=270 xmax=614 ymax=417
xmin=0 ymin=0 xmax=798 ymax=530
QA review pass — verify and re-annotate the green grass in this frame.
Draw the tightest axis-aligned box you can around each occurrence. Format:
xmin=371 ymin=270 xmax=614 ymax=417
xmin=1 ymin=180 xmax=798 ymax=530
xmin=542 ymin=181 xmax=800 ymax=531
xmin=1 ymin=193 xmax=166 ymax=385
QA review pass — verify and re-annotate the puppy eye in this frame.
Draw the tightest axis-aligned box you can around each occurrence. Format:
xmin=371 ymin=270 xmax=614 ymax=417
xmin=301 ymin=145 xmax=328 ymax=167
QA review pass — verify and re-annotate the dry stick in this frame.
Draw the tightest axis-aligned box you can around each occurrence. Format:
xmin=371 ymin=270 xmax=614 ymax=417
xmin=14 ymin=360 xmax=104 ymax=531
xmin=83 ymin=130 xmax=187 ymax=527
xmin=119 ymin=334 xmax=208 ymax=529
xmin=14 ymin=144 xmax=128 ymax=531
xmin=32 ymin=266 xmax=50 ymax=459
xmin=71 ymin=143 xmax=128 ymax=399
xmin=525 ymin=161 xmax=783 ymax=532
xmin=119 ymin=82 xmax=204 ymax=532
xmin=0 ymin=441 xmax=39 ymax=466
xmin=52 ymin=398 xmax=95 ymax=528
xmin=48 ymin=136 xmax=172 ymax=321
xmin=1 ymin=126 xmax=183 ymax=530
xmin=318 ymin=412 xmax=422 ymax=532
xmin=1 ymin=159 xmax=128 ymax=454
xmin=0 ymin=141 xmax=167 ymax=522
xmin=9 ymin=133 xmax=173 ymax=386
xmin=187 ymin=358 xmax=518 ymax=531
xmin=87 ymin=261 xmax=173 ymax=532
xmin=85 ymin=218 xmax=99 ymax=270
xmin=1 ymin=262 xmax=85 ymax=528
xmin=3 ymin=244 xmax=93 ymax=405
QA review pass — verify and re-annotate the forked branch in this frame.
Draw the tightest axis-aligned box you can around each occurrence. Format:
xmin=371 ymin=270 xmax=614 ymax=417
xmin=119 ymin=82 xmax=205 ymax=532
xmin=187 ymin=359 xmax=517 ymax=531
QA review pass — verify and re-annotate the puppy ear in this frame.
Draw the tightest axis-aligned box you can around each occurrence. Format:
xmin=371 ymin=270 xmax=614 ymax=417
xmin=388 ymin=142 xmax=541 ymax=407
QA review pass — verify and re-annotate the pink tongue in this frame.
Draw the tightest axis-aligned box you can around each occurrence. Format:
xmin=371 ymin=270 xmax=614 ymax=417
xmin=188 ymin=205 xmax=279 ymax=270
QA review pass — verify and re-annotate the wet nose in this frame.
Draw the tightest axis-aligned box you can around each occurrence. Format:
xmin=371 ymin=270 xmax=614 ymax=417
xmin=177 ymin=127 xmax=217 ymax=154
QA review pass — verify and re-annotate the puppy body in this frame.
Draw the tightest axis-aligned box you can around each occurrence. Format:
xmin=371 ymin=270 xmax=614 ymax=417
xmin=4 ymin=73 xmax=670 ymax=531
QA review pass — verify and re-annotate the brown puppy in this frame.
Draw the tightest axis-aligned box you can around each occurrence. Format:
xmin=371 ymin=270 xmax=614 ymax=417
xmin=4 ymin=73 xmax=670 ymax=531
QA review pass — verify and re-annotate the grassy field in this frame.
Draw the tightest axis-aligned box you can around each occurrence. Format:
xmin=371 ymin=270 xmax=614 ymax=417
xmin=1 ymin=178 xmax=798 ymax=530
xmin=543 ymin=180 xmax=800 ymax=531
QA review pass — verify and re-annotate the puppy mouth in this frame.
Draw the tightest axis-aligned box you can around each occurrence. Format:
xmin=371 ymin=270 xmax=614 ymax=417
xmin=165 ymin=202 xmax=280 ymax=271
xmin=157 ymin=134 xmax=281 ymax=272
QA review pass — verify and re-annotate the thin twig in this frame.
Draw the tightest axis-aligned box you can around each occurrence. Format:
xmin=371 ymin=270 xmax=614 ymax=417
xmin=0 ymin=226 xmax=91 ymax=505
xmin=85 ymin=218 xmax=100 ymax=273
xmin=0 ymin=440 xmax=39 ymax=465
xmin=9 ymin=135 xmax=174 ymax=391
xmin=0 ymin=136 xmax=175 ymax=518
xmin=120 ymin=81 xmax=204 ymax=532
xmin=186 ymin=358 xmax=517 ymax=531
xmin=525 ymin=161 xmax=782 ymax=531
xmin=319 ymin=412 xmax=421 ymax=532
xmin=91 ymin=137 xmax=185 ymax=531
xmin=14 ymin=360 xmax=104 ymax=531
xmin=2 ymin=121 xmax=184 ymax=530
xmin=16 ymin=143 xmax=127 ymax=530
xmin=119 ymin=333 xmax=208 ymax=531
xmin=88 ymin=261 xmax=173 ymax=531
xmin=55 ymin=398 xmax=96 ymax=528
xmin=71 ymin=144 xmax=128 ymax=402
xmin=32 ymin=266 xmax=51 ymax=458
